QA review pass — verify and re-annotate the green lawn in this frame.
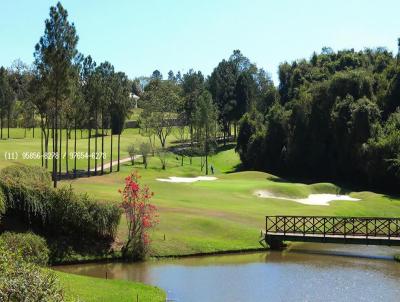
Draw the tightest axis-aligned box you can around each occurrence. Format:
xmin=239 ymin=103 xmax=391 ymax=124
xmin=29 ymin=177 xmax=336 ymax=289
xmin=3 ymin=130 xmax=400 ymax=257
xmin=3 ymin=129 xmax=400 ymax=300
xmin=62 ymin=147 xmax=400 ymax=257
xmin=0 ymin=127 xmax=179 ymax=170
xmin=56 ymin=271 xmax=165 ymax=302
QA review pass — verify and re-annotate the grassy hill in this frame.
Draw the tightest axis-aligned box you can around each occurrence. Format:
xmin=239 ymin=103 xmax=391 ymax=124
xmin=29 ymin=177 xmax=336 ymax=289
xmin=63 ymin=148 xmax=400 ymax=257
xmin=3 ymin=130 xmax=400 ymax=257
xmin=3 ymin=129 xmax=400 ymax=301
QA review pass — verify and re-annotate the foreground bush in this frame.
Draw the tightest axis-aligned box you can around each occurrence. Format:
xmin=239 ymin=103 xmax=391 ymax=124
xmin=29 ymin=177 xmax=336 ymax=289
xmin=49 ymin=187 xmax=121 ymax=240
xmin=120 ymin=171 xmax=158 ymax=261
xmin=0 ymin=242 xmax=64 ymax=302
xmin=0 ymin=189 xmax=5 ymax=222
xmin=0 ymin=232 xmax=50 ymax=266
xmin=0 ymin=165 xmax=52 ymax=223
xmin=0 ymin=165 xmax=121 ymax=260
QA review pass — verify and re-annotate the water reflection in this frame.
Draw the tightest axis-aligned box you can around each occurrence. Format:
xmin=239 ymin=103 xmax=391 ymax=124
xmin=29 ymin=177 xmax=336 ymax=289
xmin=56 ymin=243 xmax=400 ymax=302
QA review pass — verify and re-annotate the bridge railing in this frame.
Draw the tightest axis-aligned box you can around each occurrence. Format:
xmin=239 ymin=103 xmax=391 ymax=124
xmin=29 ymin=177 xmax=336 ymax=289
xmin=266 ymin=216 xmax=400 ymax=239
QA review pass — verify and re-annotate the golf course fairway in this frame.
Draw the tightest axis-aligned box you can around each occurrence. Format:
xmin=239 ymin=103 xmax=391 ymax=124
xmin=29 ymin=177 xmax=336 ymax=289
xmin=63 ymin=148 xmax=400 ymax=257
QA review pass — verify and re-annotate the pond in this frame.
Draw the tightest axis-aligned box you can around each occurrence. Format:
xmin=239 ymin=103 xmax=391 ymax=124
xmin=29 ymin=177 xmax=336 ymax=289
xmin=56 ymin=243 xmax=400 ymax=302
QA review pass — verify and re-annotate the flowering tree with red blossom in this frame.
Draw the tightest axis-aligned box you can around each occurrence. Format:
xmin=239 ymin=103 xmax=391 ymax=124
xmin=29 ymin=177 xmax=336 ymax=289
xmin=119 ymin=171 xmax=159 ymax=260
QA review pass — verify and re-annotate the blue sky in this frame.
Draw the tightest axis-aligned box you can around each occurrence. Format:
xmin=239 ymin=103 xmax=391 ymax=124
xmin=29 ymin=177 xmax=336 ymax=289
xmin=0 ymin=0 xmax=399 ymax=83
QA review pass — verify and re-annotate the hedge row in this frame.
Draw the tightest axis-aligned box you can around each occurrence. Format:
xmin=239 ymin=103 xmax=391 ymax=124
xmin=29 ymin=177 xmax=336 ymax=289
xmin=0 ymin=165 xmax=52 ymax=224
xmin=49 ymin=187 xmax=121 ymax=240
xmin=0 ymin=165 xmax=121 ymax=251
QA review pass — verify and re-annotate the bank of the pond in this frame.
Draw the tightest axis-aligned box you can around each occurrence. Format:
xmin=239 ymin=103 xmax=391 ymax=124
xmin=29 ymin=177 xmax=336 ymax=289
xmin=54 ymin=244 xmax=400 ymax=266
xmin=56 ymin=243 xmax=400 ymax=302
xmin=52 ymin=247 xmax=270 ymax=265
xmin=153 ymin=246 xmax=267 ymax=259
xmin=52 ymin=252 xmax=123 ymax=266
xmin=56 ymin=271 xmax=166 ymax=302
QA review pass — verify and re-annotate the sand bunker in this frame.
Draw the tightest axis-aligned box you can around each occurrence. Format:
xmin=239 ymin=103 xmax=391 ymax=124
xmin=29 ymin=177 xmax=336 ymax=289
xmin=254 ymin=190 xmax=360 ymax=206
xmin=156 ymin=176 xmax=217 ymax=183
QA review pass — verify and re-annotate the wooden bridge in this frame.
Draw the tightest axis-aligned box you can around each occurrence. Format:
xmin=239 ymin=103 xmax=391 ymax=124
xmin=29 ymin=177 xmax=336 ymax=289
xmin=264 ymin=216 xmax=400 ymax=249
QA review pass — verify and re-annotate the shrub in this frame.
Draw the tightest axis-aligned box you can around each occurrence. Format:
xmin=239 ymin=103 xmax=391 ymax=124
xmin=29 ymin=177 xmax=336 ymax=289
xmin=0 ymin=165 xmax=121 ymax=260
xmin=127 ymin=143 xmax=136 ymax=165
xmin=0 ymin=188 xmax=5 ymax=222
xmin=0 ymin=242 xmax=64 ymax=301
xmin=48 ymin=187 xmax=121 ymax=240
xmin=157 ymin=149 xmax=168 ymax=170
xmin=0 ymin=232 xmax=50 ymax=266
xmin=0 ymin=165 xmax=51 ymax=188
xmin=140 ymin=143 xmax=151 ymax=168
xmin=0 ymin=165 xmax=52 ymax=224
xmin=120 ymin=171 xmax=158 ymax=260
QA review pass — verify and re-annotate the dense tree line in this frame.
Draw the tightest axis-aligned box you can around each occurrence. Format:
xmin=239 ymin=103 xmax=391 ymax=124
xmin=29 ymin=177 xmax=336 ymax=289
xmin=1 ymin=3 xmax=273 ymax=178
xmin=0 ymin=2 xmax=132 ymax=187
xmin=236 ymin=47 xmax=400 ymax=193
xmin=138 ymin=50 xmax=274 ymax=173
xmin=2 ymin=1 xmax=400 ymax=192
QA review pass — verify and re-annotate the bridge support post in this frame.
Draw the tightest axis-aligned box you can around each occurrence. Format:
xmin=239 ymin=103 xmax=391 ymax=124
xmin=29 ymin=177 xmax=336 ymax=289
xmin=266 ymin=236 xmax=286 ymax=250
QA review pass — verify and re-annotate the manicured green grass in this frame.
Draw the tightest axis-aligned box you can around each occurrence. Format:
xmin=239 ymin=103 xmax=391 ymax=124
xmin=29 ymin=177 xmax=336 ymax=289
xmin=0 ymin=127 xmax=174 ymax=170
xmin=3 ymin=131 xmax=400 ymax=257
xmin=56 ymin=271 xmax=165 ymax=302
xmin=63 ymin=147 xmax=400 ymax=257
xmin=3 ymin=133 xmax=400 ymax=300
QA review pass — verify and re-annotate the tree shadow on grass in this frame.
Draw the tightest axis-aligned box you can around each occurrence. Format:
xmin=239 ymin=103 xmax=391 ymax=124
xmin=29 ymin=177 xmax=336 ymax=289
xmin=381 ymin=193 xmax=400 ymax=202
xmin=267 ymin=174 xmax=354 ymax=195
xmin=224 ymin=161 xmax=250 ymax=174
xmin=216 ymin=143 xmax=236 ymax=152
xmin=229 ymin=169 xmax=354 ymax=195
